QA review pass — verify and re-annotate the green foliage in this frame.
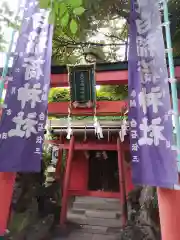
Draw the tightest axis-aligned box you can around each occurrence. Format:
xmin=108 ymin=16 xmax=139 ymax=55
xmin=39 ymin=0 xmax=86 ymax=35
xmin=70 ymin=19 xmax=78 ymax=34
xmin=48 ymin=88 xmax=70 ymax=102
xmin=73 ymin=7 xmax=85 ymax=15
xmin=100 ymin=85 xmax=128 ymax=100
xmin=39 ymin=0 xmax=49 ymax=9
xmin=42 ymin=150 xmax=52 ymax=169
xmin=48 ymin=10 xmax=55 ymax=25
xmin=41 ymin=0 xmax=130 ymax=65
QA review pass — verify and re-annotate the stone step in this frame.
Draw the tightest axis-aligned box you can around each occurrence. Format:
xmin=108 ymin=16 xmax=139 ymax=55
xmin=53 ymin=231 xmax=121 ymax=240
xmin=85 ymin=210 xmax=121 ymax=219
xmin=75 ymin=197 xmax=120 ymax=204
xmin=79 ymin=225 xmax=121 ymax=235
xmin=67 ymin=212 xmax=122 ymax=228
xmin=73 ymin=201 xmax=121 ymax=211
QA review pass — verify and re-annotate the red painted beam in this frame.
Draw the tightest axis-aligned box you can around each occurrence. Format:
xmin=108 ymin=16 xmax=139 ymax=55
xmin=48 ymin=101 xmax=128 ymax=116
xmin=2 ymin=65 xmax=180 ymax=88
xmin=50 ymin=66 xmax=180 ymax=87
xmin=45 ymin=140 xmax=130 ymax=151
xmin=51 ymin=71 xmax=128 ymax=87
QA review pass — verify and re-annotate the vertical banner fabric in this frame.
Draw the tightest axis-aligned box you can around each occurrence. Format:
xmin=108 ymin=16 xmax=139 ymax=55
xmin=128 ymin=0 xmax=178 ymax=187
xmin=0 ymin=0 xmax=53 ymax=172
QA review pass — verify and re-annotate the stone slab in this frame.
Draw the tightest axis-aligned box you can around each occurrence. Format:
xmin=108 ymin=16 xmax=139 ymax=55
xmin=80 ymin=225 xmax=108 ymax=234
xmin=75 ymin=197 xmax=108 ymax=203
xmin=67 ymin=212 xmax=122 ymax=228
xmin=73 ymin=202 xmax=121 ymax=211
xmin=86 ymin=217 xmax=122 ymax=228
xmin=71 ymin=208 xmax=86 ymax=215
xmin=85 ymin=210 xmax=121 ymax=219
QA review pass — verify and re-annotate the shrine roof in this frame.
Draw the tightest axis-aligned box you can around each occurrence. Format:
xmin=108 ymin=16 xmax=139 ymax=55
xmin=1 ymin=57 xmax=180 ymax=75
xmin=51 ymin=57 xmax=180 ymax=74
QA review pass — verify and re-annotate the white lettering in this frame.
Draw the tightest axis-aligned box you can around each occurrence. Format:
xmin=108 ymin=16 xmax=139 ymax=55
xmin=130 ymin=99 xmax=136 ymax=108
xmin=38 ymin=123 xmax=44 ymax=132
xmin=140 ymin=72 xmax=160 ymax=84
xmin=17 ymin=83 xmax=42 ymax=109
xmin=130 ymin=119 xmax=137 ymax=128
xmin=150 ymin=117 xmax=166 ymax=146
xmin=131 ymin=130 xmax=138 ymax=139
xmin=138 ymin=118 xmax=153 ymax=146
xmin=139 ymin=87 xmax=163 ymax=114
xmin=32 ymin=10 xmax=48 ymax=30
xmin=41 ymin=84 xmax=49 ymax=101
xmin=132 ymin=143 xmax=139 ymax=151
xmin=35 ymin=148 xmax=41 ymax=154
xmin=136 ymin=16 xmax=151 ymax=35
xmin=6 ymin=109 xmax=12 ymax=116
xmin=138 ymin=59 xmax=151 ymax=74
xmin=8 ymin=112 xmax=37 ymax=138
xmin=23 ymin=56 xmax=45 ymax=81
xmin=138 ymin=117 xmax=166 ymax=146
xmin=39 ymin=112 xmax=45 ymax=121
xmin=131 ymin=90 xmax=137 ymax=98
xmin=137 ymin=36 xmax=150 ymax=58
xmin=36 ymin=136 xmax=43 ymax=144
xmin=11 ymin=87 xmax=16 ymax=94
xmin=26 ymin=31 xmax=38 ymax=54
xmin=2 ymin=133 xmax=7 ymax=139
xmin=26 ymin=30 xmax=47 ymax=55
xmin=132 ymin=156 xmax=139 ymax=162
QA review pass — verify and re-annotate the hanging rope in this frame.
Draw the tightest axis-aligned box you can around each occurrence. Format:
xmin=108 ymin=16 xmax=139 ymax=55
xmin=66 ymin=65 xmax=73 ymax=139
xmin=92 ymin=63 xmax=103 ymax=139
xmin=66 ymin=105 xmax=72 ymax=139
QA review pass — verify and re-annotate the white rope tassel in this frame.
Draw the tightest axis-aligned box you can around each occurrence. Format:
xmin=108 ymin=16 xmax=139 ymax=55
xmin=51 ymin=146 xmax=59 ymax=165
xmin=66 ymin=107 xmax=72 ymax=139
xmin=165 ymin=48 xmax=173 ymax=54
xmin=94 ymin=116 xmax=103 ymax=139
xmin=168 ymin=78 xmax=177 ymax=84
xmin=66 ymin=120 xmax=72 ymax=139
xmin=102 ymin=151 xmax=108 ymax=160
xmin=119 ymin=119 xmax=127 ymax=142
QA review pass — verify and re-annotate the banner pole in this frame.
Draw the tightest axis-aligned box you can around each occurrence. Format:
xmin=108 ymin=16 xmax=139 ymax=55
xmin=157 ymin=2 xmax=180 ymax=240
xmin=0 ymin=0 xmax=22 ymax=103
xmin=162 ymin=0 xmax=180 ymax=172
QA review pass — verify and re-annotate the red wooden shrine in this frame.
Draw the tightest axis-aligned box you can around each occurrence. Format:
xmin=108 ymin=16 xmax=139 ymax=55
xmin=47 ymin=62 xmax=136 ymax=227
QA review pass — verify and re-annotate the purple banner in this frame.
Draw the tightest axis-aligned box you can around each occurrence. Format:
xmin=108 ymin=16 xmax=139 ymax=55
xmin=0 ymin=0 xmax=53 ymax=172
xmin=128 ymin=0 xmax=178 ymax=187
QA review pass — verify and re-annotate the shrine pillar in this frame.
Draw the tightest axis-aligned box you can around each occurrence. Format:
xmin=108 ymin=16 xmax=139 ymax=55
xmin=0 ymin=173 xmax=16 ymax=236
xmin=157 ymin=188 xmax=180 ymax=240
